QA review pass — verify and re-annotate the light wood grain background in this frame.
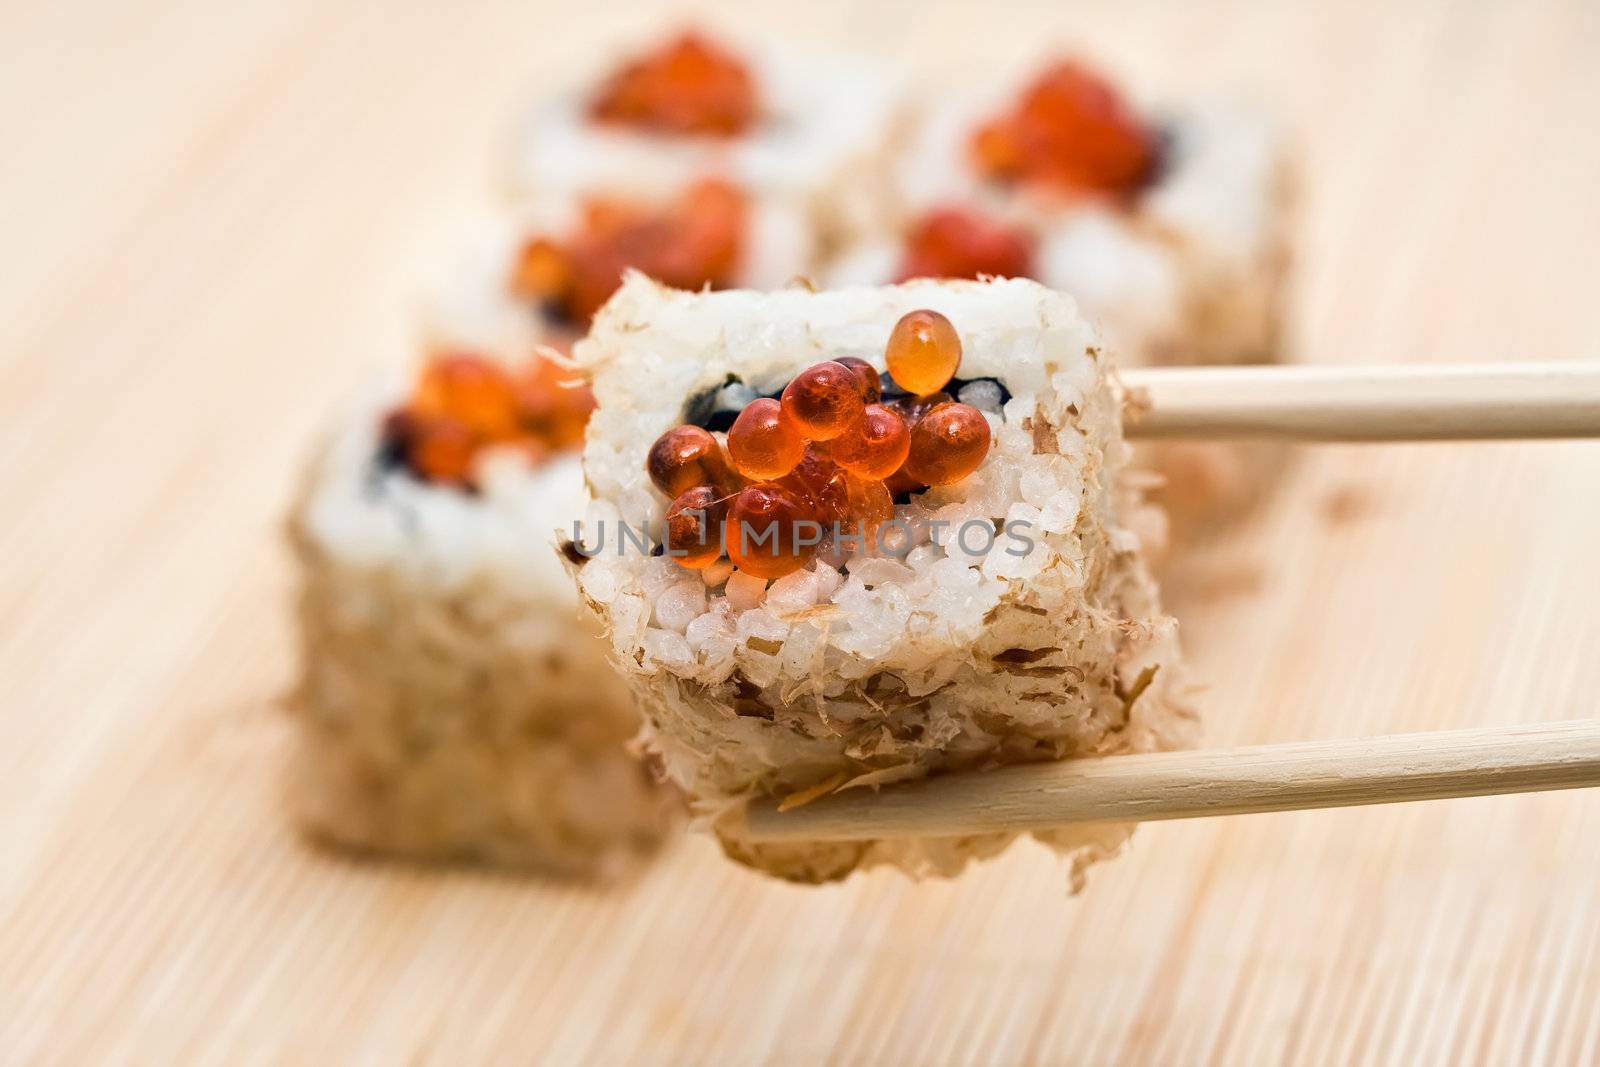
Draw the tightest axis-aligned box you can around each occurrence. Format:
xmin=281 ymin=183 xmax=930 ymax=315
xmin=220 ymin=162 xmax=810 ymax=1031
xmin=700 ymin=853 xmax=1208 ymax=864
xmin=3 ymin=1 xmax=1599 ymax=1063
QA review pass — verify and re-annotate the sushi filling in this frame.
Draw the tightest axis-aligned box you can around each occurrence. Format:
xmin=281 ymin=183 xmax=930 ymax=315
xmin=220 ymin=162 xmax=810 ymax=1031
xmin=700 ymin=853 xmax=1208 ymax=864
xmin=969 ymin=58 xmax=1160 ymax=200
xmin=894 ymin=207 xmax=1038 ymax=284
xmin=588 ymin=30 xmax=758 ymax=138
xmin=380 ymin=353 xmax=594 ymax=489
xmin=892 ymin=59 xmax=1168 ymax=284
xmin=643 ymin=309 xmax=1014 ymax=582
xmin=510 ymin=178 xmax=748 ymax=327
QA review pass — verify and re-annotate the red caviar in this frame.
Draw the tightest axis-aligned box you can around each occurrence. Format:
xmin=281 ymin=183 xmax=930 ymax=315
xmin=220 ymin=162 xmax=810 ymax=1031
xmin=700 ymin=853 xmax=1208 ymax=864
xmin=724 ymin=483 xmax=817 ymax=579
xmin=514 ymin=352 xmax=595 ymax=452
xmin=511 ymin=178 xmax=746 ymax=326
xmin=403 ymin=414 xmax=477 ymax=487
xmin=512 ymin=238 xmax=570 ymax=304
xmin=904 ymin=402 xmax=992 ymax=486
xmin=881 ymin=391 xmax=951 ymax=497
xmin=647 ymin=425 xmax=731 ymax=499
xmin=666 ymin=485 xmax=729 ymax=569
xmin=885 ymin=309 xmax=962 ymax=397
xmin=410 ymin=354 xmax=521 ymax=440
xmin=727 ymin=397 xmax=805 ymax=480
xmin=781 ymin=361 xmax=866 ymax=440
xmin=778 ymin=446 xmax=850 ymax=526
xmin=882 ymin=467 xmax=925 ymax=498
xmin=589 ymin=31 xmax=757 ymax=138
xmin=386 ymin=352 xmax=594 ymax=487
xmin=646 ymin=311 xmax=992 ymax=576
xmin=833 ymin=356 xmax=883 ymax=403
xmin=895 ymin=207 xmax=1037 ymax=282
xmin=969 ymin=59 xmax=1156 ymax=198
xmin=843 ymin=474 xmax=894 ymax=534
xmin=883 ymin=390 xmax=952 ymax=429
xmin=829 ymin=403 xmax=911 ymax=481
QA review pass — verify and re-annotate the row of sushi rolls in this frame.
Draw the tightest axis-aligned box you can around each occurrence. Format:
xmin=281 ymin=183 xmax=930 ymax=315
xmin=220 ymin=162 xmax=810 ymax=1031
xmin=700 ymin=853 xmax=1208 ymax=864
xmin=290 ymin=28 xmax=1293 ymax=885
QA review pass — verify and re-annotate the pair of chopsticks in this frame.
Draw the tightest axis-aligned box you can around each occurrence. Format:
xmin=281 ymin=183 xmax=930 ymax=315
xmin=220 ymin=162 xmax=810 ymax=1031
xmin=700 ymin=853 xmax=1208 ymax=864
xmin=746 ymin=362 xmax=1600 ymax=845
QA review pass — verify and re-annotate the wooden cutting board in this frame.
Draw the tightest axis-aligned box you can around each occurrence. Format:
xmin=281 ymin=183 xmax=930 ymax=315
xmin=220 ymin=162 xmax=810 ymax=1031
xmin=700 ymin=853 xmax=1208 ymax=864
xmin=2 ymin=0 xmax=1597 ymax=1061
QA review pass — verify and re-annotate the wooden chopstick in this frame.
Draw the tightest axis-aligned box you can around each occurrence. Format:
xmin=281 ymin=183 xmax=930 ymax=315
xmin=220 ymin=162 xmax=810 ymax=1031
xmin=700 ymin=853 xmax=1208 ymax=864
xmin=742 ymin=720 xmax=1600 ymax=843
xmin=1120 ymin=362 xmax=1600 ymax=441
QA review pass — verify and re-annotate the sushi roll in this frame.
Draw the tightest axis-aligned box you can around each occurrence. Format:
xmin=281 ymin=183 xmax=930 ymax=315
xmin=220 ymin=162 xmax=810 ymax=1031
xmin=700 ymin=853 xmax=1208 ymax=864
xmin=569 ymin=274 xmax=1197 ymax=885
xmin=509 ymin=28 xmax=901 ymax=262
xmin=829 ymin=57 xmax=1295 ymax=540
xmin=287 ymin=348 xmax=678 ymax=876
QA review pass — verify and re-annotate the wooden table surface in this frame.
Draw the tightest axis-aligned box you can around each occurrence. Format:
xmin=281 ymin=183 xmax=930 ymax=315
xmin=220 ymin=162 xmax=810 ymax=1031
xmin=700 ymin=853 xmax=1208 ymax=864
xmin=3 ymin=1 xmax=1599 ymax=1062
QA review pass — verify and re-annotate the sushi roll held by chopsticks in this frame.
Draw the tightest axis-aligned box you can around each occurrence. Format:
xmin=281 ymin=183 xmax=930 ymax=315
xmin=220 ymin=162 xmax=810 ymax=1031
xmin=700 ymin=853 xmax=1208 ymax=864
xmin=288 ymin=348 xmax=679 ymax=877
xmin=830 ymin=56 xmax=1294 ymax=541
xmin=568 ymin=274 xmax=1197 ymax=885
xmin=509 ymin=28 xmax=901 ymax=262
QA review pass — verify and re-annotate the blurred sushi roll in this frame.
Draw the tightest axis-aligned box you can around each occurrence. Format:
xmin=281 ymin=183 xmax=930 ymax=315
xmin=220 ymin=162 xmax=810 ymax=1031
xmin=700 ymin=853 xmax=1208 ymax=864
xmin=508 ymin=28 xmax=902 ymax=266
xmin=829 ymin=57 xmax=1295 ymax=542
xmin=567 ymin=274 xmax=1196 ymax=885
xmin=286 ymin=348 xmax=679 ymax=877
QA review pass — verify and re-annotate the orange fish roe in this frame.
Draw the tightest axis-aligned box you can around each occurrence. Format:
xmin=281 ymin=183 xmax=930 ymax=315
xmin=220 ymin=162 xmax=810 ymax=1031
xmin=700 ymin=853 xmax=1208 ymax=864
xmin=882 ymin=466 xmax=925 ymax=499
xmin=398 ymin=414 xmax=478 ymax=487
xmin=514 ymin=352 xmax=595 ymax=453
xmin=904 ymin=402 xmax=992 ymax=486
xmin=829 ymin=403 xmax=911 ymax=481
xmin=665 ymin=485 xmax=729 ymax=569
xmin=843 ymin=473 xmax=894 ymax=533
xmin=880 ymin=391 xmax=952 ymax=497
xmin=647 ymin=425 xmax=731 ymax=499
xmin=969 ymin=59 xmax=1156 ymax=199
xmin=511 ymin=178 xmax=746 ymax=326
xmin=511 ymin=237 xmax=570 ymax=304
xmin=885 ymin=309 xmax=962 ymax=397
xmin=724 ymin=484 xmax=817 ymax=579
xmin=778 ymin=446 xmax=850 ymax=526
xmin=833 ymin=356 xmax=883 ymax=403
xmin=386 ymin=352 xmax=595 ymax=488
xmin=410 ymin=353 xmax=521 ymax=439
xmin=727 ymin=397 xmax=805 ymax=480
xmin=781 ymin=361 xmax=866 ymax=440
xmin=645 ymin=310 xmax=993 ymax=577
xmin=883 ymin=390 xmax=953 ymax=429
xmin=589 ymin=31 xmax=758 ymax=138
xmin=895 ymin=207 xmax=1037 ymax=283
